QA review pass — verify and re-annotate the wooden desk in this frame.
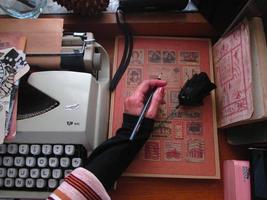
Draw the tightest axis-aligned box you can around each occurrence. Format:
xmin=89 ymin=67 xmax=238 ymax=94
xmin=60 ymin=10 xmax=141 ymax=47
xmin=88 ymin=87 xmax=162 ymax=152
xmin=109 ymin=132 xmax=248 ymax=200
xmin=52 ymin=12 xmax=249 ymax=200
xmin=3 ymin=12 xmax=249 ymax=199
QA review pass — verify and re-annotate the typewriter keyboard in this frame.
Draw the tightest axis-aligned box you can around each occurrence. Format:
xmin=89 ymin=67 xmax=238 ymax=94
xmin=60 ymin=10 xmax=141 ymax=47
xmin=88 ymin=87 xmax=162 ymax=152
xmin=0 ymin=143 xmax=87 ymax=191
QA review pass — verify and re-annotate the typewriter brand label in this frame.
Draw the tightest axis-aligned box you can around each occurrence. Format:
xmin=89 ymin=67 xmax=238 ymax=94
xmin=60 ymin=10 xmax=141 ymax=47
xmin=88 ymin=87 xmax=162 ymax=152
xmin=66 ymin=121 xmax=80 ymax=126
xmin=67 ymin=121 xmax=73 ymax=126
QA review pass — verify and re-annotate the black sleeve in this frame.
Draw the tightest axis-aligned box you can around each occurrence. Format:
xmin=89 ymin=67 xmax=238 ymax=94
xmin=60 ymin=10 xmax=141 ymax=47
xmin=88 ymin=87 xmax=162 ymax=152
xmin=84 ymin=113 xmax=154 ymax=190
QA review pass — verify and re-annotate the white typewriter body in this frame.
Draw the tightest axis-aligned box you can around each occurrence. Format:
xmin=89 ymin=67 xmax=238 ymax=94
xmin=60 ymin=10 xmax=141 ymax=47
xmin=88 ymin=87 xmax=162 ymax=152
xmin=15 ymin=42 xmax=110 ymax=152
xmin=0 ymin=41 xmax=110 ymax=199
xmin=0 ymin=33 xmax=110 ymax=199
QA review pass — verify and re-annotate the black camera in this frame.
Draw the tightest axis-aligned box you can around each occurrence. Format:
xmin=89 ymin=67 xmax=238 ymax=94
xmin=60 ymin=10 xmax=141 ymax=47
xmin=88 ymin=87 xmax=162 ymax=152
xmin=119 ymin=0 xmax=189 ymax=12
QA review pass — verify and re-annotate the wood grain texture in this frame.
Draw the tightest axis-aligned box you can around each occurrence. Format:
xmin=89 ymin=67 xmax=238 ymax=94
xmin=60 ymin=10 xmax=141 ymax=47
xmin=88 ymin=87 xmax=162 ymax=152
xmin=38 ymin=12 xmax=218 ymax=39
xmin=0 ymin=18 xmax=63 ymax=54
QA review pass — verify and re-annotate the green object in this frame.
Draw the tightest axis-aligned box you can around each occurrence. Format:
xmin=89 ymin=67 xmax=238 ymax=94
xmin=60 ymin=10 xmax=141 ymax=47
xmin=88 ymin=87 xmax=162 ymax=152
xmin=0 ymin=0 xmax=47 ymax=19
xmin=227 ymin=121 xmax=267 ymax=145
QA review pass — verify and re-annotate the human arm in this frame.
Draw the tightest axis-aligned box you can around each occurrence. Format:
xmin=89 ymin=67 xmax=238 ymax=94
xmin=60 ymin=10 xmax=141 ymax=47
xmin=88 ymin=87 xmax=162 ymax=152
xmin=85 ymin=79 xmax=166 ymax=190
xmin=48 ymin=79 xmax=166 ymax=199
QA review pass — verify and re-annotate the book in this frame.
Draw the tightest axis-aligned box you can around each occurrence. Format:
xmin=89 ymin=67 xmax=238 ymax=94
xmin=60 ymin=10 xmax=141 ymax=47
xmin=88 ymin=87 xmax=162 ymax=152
xmin=224 ymin=160 xmax=251 ymax=200
xmin=249 ymin=148 xmax=267 ymax=200
xmin=227 ymin=121 xmax=267 ymax=145
xmin=110 ymin=36 xmax=220 ymax=179
xmin=214 ymin=17 xmax=267 ymax=128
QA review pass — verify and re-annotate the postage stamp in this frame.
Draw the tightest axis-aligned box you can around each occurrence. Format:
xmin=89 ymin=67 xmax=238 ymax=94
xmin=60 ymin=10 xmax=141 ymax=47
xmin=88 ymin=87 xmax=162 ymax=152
xmin=130 ymin=49 xmax=144 ymax=65
xmin=186 ymin=138 xmax=205 ymax=162
xmin=163 ymin=50 xmax=176 ymax=64
xmin=164 ymin=140 xmax=182 ymax=161
xmin=126 ymin=67 xmax=143 ymax=87
xmin=148 ymin=49 xmax=161 ymax=64
xmin=179 ymin=51 xmax=200 ymax=65
xmin=143 ymin=140 xmax=161 ymax=161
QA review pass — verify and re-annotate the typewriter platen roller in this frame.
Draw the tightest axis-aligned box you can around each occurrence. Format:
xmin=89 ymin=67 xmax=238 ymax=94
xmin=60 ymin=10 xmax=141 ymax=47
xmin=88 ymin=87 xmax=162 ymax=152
xmin=26 ymin=32 xmax=102 ymax=77
xmin=61 ymin=32 xmax=102 ymax=77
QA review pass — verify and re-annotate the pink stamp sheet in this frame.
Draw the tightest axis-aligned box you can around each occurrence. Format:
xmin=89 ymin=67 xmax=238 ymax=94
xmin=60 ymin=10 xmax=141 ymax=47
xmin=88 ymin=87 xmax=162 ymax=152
xmin=110 ymin=36 xmax=220 ymax=178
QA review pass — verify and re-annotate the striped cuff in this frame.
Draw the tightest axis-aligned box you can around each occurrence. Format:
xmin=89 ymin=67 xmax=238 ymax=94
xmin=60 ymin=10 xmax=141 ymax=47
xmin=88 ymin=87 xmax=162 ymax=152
xmin=47 ymin=167 xmax=111 ymax=200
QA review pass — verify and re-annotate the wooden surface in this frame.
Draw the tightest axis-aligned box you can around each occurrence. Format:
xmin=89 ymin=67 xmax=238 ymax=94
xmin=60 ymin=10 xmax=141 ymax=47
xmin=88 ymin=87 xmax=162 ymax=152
xmin=43 ymin=12 xmax=218 ymax=39
xmin=109 ymin=131 xmax=249 ymax=200
xmin=90 ymin=12 xmax=248 ymax=200
xmin=62 ymin=12 xmax=248 ymax=200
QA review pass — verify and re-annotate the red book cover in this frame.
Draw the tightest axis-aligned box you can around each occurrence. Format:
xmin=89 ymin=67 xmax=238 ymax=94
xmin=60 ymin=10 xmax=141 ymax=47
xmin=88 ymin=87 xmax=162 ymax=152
xmin=213 ymin=19 xmax=253 ymax=128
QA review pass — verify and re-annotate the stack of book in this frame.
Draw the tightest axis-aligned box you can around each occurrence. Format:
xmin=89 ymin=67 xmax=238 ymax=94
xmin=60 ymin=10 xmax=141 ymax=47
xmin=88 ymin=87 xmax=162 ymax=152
xmin=214 ymin=17 xmax=267 ymax=146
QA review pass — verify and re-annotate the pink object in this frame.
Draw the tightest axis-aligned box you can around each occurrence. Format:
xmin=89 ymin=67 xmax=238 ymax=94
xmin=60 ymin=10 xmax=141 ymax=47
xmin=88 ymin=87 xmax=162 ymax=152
xmin=5 ymin=91 xmax=18 ymax=141
xmin=213 ymin=19 xmax=253 ymax=128
xmin=224 ymin=160 xmax=251 ymax=200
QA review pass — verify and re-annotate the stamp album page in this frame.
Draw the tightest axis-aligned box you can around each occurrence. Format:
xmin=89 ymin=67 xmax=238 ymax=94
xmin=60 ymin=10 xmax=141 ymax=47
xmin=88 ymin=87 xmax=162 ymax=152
xmin=110 ymin=36 xmax=220 ymax=179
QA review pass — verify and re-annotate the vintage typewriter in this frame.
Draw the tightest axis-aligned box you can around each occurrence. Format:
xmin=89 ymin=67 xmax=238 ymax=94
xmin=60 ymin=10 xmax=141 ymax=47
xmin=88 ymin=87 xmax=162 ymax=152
xmin=0 ymin=33 xmax=110 ymax=199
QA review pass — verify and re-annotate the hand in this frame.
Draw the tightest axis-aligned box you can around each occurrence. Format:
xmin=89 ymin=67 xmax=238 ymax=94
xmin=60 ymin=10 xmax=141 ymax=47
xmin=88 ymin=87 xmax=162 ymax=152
xmin=124 ymin=80 xmax=167 ymax=119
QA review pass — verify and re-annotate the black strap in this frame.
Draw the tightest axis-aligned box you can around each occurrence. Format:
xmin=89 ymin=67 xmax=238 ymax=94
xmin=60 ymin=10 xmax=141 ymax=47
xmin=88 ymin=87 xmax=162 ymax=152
xmin=109 ymin=9 xmax=133 ymax=91
xmin=118 ymin=0 xmax=189 ymax=12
